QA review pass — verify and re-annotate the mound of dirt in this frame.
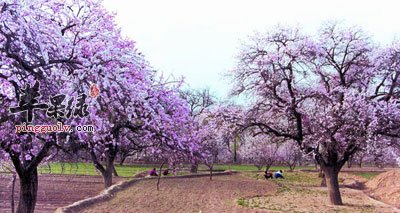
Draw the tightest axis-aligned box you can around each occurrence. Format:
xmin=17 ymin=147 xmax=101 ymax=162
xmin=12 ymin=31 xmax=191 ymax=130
xmin=339 ymin=172 xmax=368 ymax=190
xmin=366 ymin=169 xmax=400 ymax=208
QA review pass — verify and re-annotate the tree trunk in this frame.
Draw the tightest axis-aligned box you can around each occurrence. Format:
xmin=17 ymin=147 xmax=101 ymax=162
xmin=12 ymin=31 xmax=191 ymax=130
xmin=113 ymin=166 xmax=119 ymax=177
xmin=119 ymin=155 xmax=127 ymax=166
xmin=233 ymin=140 xmax=237 ymax=163
xmin=103 ymin=151 xmax=116 ymax=188
xmin=209 ymin=165 xmax=213 ymax=180
xmin=265 ymin=162 xmax=273 ymax=173
xmin=90 ymin=147 xmax=115 ymax=188
xmin=190 ymin=162 xmax=198 ymax=173
xmin=10 ymin=173 xmax=16 ymax=213
xmin=60 ymin=163 xmax=65 ymax=174
xmin=8 ymin=138 xmax=54 ymax=213
xmin=323 ymin=166 xmax=342 ymax=205
xmin=103 ymin=169 xmax=113 ymax=188
xmin=17 ymin=169 xmax=38 ymax=213
xmin=358 ymin=158 xmax=363 ymax=168
xmin=47 ymin=163 xmax=52 ymax=174
xmin=347 ymin=155 xmax=353 ymax=168
xmin=288 ymin=163 xmax=295 ymax=171
xmin=157 ymin=162 xmax=165 ymax=191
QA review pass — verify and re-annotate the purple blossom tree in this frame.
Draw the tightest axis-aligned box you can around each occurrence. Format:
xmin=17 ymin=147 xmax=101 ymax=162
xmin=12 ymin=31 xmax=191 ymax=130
xmin=277 ymin=141 xmax=303 ymax=171
xmin=85 ymin=71 xmax=200 ymax=187
xmin=0 ymin=0 xmax=124 ymax=211
xmin=238 ymin=134 xmax=282 ymax=172
xmin=180 ymin=88 xmax=216 ymax=173
xmin=232 ymin=23 xmax=400 ymax=205
xmin=0 ymin=0 xmax=200 ymax=211
xmin=196 ymin=109 xmax=234 ymax=180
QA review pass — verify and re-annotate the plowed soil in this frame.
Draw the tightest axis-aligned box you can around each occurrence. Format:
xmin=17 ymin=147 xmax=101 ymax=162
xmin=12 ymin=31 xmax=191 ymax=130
xmin=78 ymin=172 xmax=400 ymax=213
xmin=0 ymin=174 xmax=125 ymax=213
xmin=81 ymin=174 xmax=277 ymax=213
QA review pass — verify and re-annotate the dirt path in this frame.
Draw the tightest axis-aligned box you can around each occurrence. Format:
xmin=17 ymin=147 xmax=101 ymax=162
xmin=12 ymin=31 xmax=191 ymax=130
xmin=0 ymin=174 xmax=126 ymax=213
xmin=80 ymin=174 xmax=277 ymax=213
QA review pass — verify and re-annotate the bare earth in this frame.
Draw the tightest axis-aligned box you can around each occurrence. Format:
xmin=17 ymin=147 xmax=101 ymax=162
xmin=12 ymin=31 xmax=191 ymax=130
xmin=81 ymin=174 xmax=277 ymax=213
xmin=79 ymin=172 xmax=400 ymax=213
xmin=1 ymin=169 xmax=399 ymax=213
xmin=242 ymin=171 xmax=399 ymax=213
xmin=244 ymin=185 xmax=398 ymax=213
xmin=0 ymin=174 xmax=125 ymax=213
xmin=366 ymin=169 xmax=400 ymax=208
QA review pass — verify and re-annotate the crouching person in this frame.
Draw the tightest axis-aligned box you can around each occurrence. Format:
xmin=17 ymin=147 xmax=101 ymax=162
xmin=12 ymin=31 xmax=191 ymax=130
xmin=149 ymin=168 xmax=158 ymax=176
xmin=274 ymin=170 xmax=284 ymax=179
xmin=264 ymin=171 xmax=273 ymax=179
xmin=163 ymin=169 xmax=169 ymax=176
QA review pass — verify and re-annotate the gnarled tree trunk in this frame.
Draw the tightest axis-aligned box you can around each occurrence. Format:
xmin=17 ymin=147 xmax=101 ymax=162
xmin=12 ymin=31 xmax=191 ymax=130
xmin=347 ymin=155 xmax=353 ymax=168
xmin=10 ymin=173 xmax=16 ymax=213
xmin=314 ymin=142 xmax=354 ymax=205
xmin=112 ymin=166 xmax=119 ymax=177
xmin=321 ymin=165 xmax=342 ymax=205
xmin=103 ymin=148 xmax=117 ymax=188
xmin=9 ymin=139 xmax=54 ymax=213
xmin=17 ymin=168 xmax=38 ymax=213
xmin=119 ymin=155 xmax=127 ymax=166
xmin=103 ymin=169 xmax=113 ymax=188
xmin=90 ymin=144 xmax=117 ymax=188
xmin=157 ymin=162 xmax=165 ymax=191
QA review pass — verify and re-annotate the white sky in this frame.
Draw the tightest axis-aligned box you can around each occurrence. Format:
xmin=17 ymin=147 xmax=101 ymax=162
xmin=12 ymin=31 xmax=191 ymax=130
xmin=102 ymin=0 xmax=400 ymax=100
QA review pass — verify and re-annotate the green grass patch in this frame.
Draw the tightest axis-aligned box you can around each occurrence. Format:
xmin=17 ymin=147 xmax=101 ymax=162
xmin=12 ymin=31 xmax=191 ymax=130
xmin=244 ymin=170 xmax=321 ymax=187
xmin=348 ymin=171 xmax=381 ymax=180
xmin=34 ymin=162 xmax=317 ymax=178
xmin=37 ymin=162 xmax=157 ymax=177
xmin=237 ymin=197 xmax=249 ymax=207
xmin=37 ymin=162 xmax=221 ymax=177
xmin=208 ymin=164 xmax=315 ymax=172
xmin=280 ymin=171 xmax=321 ymax=187
xmin=25 ymin=162 xmax=315 ymax=177
xmin=238 ymin=171 xmax=326 ymax=210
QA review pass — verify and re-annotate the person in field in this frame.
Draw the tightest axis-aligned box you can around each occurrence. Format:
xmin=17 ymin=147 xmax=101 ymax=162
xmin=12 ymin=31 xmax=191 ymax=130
xmin=264 ymin=170 xmax=273 ymax=179
xmin=274 ymin=170 xmax=284 ymax=179
xmin=163 ymin=169 xmax=169 ymax=176
xmin=149 ymin=168 xmax=158 ymax=176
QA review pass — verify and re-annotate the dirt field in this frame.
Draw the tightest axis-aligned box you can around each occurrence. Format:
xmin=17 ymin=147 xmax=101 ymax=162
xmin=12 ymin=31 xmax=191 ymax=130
xmin=80 ymin=174 xmax=278 ymax=213
xmin=0 ymin=174 xmax=126 ymax=213
xmin=1 ymin=168 xmax=399 ymax=213
xmin=241 ymin=171 xmax=399 ymax=213
xmin=78 ymin=172 xmax=400 ymax=213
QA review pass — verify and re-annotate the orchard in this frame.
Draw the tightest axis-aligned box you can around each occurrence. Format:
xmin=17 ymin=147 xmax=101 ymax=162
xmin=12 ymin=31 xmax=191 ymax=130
xmin=0 ymin=0 xmax=399 ymax=212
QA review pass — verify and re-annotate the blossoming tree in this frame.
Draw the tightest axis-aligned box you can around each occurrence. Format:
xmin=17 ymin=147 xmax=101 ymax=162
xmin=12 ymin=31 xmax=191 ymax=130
xmin=277 ymin=141 xmax=303 ymax=171
xmin=232 ymin=23 xmax=400 ymax=205
xmin=195 ymin=107 xmax=238 ymax=179
xmin=0 ymin=0 xmax=199 ymax=211
xmin=0 ymin=0 xmax=122 ymax=211
xmin=180 ymin=88 xmax=216 ymax=173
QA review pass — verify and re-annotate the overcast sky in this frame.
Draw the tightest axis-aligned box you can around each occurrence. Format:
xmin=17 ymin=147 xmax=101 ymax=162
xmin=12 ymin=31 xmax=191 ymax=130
xmin=102 ymin=0 xmax=400 ymax=100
